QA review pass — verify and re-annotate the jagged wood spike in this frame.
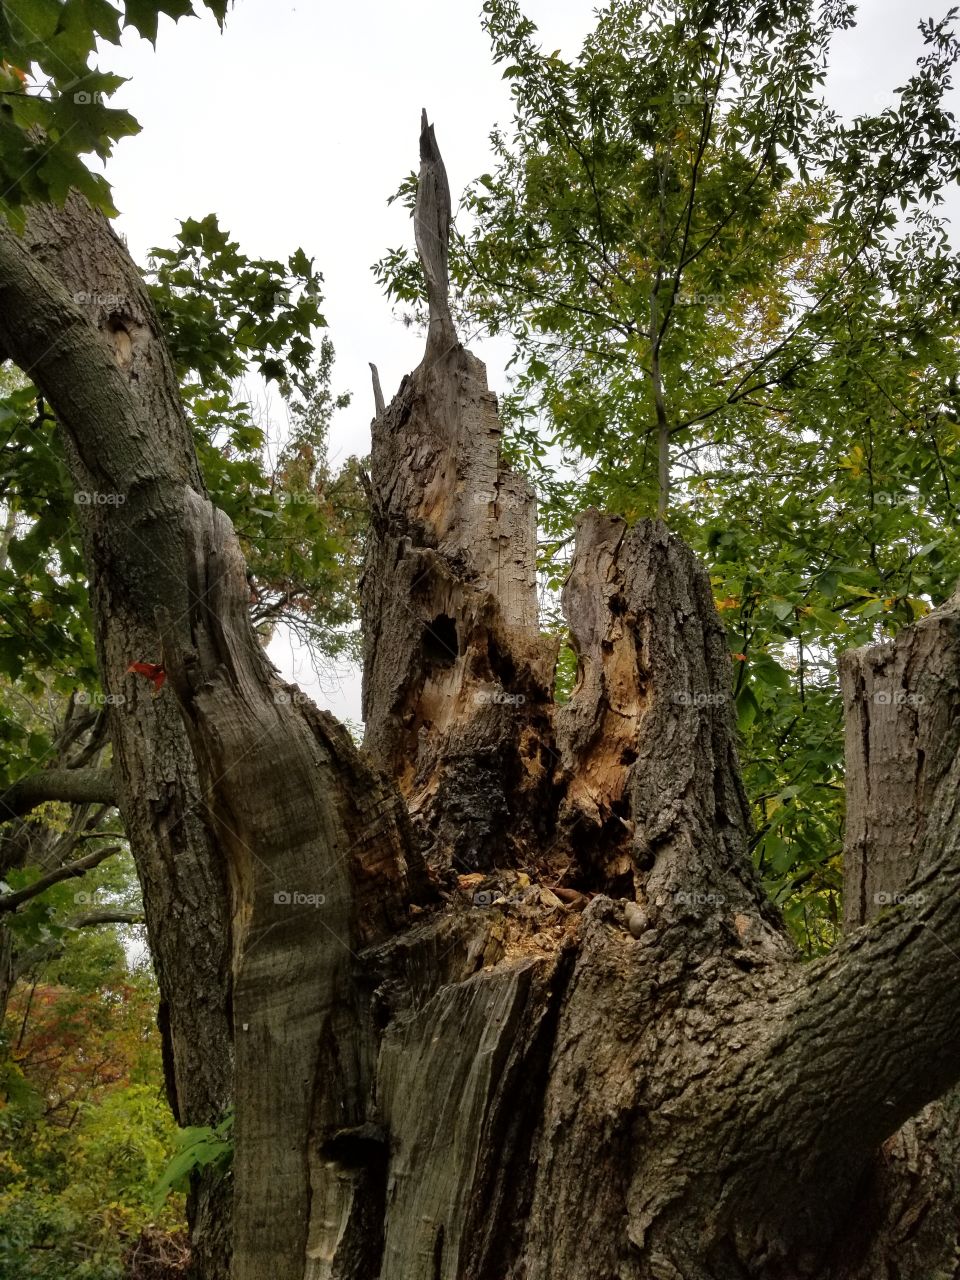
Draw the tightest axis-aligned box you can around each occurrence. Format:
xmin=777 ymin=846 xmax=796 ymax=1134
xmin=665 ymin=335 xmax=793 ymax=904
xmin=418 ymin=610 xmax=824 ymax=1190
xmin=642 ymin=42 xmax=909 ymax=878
xmin=414 ymin=109 xmax=457 ymax=356
xmin=369 ymin=361 xmax=386 ymax=418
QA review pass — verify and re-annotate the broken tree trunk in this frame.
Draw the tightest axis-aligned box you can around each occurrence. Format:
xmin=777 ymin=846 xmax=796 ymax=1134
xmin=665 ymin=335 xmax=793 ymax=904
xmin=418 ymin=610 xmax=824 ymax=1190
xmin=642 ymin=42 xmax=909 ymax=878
xmin=833 ymin=593 xmax=960 ymax=1280
xmin=361 ymin=115 xmax=557 ymax=877
xmin=5 ymin=115 xmax=960 ymax=1280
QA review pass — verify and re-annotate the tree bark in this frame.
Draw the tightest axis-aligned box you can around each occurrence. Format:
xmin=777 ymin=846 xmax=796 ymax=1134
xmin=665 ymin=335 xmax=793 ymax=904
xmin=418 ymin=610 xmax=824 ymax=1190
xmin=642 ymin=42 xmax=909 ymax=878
xmin=0 ymin=766 xmax=114 ymax=819
xmin=3 ymin=120 xmax=960 ymax=1280
xmin=833 ymin=593 xmax=960 ymax=1280
xmin=2 ymin=195 xmax=235 ymax=1277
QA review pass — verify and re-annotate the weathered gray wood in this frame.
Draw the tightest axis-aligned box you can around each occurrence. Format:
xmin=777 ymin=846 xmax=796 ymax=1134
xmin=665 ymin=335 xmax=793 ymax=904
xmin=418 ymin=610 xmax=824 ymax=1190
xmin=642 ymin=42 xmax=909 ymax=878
xmin=369 ymin=361 xmax=386 ymax=418
xmin=415 ymin=110 xmax=456 ymax=361
xmin=361 ymin=308 xmax=556 ymax=874
xmin=376 ymin=954 xmax=565 ymax=1280
xmin=840 ymin=590 xmax=960 ymax=929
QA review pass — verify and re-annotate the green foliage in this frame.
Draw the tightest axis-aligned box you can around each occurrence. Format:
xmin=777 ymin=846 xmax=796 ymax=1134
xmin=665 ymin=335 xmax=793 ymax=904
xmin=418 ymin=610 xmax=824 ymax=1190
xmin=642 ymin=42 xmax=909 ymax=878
xmin=146 ymin=216 xmax=365 ymax=661
xmin=0 ymin=212 xmax=363 ymax=799
xmin=148 ymin=213 xmax=327 ymax=391
xmin=376 ymin=0 xmax=960 ymax=950
xmin=0 ymin=932 xmax=182 ymax=1279
xmin=151 ymin=1110 xmax=233 ymax=1211
xmin=0 ymin=0 xmax=229 ymax=225
xmin=552 ymin=637 xmax=577 ymax=705
xmin=0 ymin=368 xmax=96 ymax=713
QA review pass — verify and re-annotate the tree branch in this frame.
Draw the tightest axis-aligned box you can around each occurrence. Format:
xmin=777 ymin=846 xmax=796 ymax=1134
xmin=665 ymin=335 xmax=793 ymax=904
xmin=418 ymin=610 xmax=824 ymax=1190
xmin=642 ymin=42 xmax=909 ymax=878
xmin=0 ymin=768 xmax=115 ymax=821
xmin=71 ymin=908 xmax=143 ymax=927
xmin=0 ymin=843 xmax=124 ymax=912
xmin=12 ymin=909 xmax=144 ymax=980
xmin=721 ymin=852 xmax=960 ymax=1243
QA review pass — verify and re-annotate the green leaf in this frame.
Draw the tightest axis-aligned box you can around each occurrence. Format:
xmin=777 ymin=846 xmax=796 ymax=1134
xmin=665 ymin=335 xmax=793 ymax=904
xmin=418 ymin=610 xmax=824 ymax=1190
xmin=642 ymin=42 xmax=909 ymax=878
xmin=7 ymin=0 xmax=64 ymax=43
xmin=736 ymin=685 xmax=760 ymax=732
xmin=123 ymin=0 xmax=194 ymax=43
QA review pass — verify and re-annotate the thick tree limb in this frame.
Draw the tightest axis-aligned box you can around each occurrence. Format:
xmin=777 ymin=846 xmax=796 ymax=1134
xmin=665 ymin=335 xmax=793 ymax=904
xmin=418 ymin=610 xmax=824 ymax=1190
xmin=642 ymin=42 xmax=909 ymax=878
xmin=71 ymin=908 xmax=144 ymax=927
xmin=0 ymin=767 xmax=115 ymax=821
xmin=711 ymin=850 xmax=960 ymax=1249
xmin=0 ymin=843 xmax=123 ymax=912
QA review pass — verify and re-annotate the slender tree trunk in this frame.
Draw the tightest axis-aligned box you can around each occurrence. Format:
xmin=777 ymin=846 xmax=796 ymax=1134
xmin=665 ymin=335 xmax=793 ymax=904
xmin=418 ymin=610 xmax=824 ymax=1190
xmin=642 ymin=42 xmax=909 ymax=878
xmin=2 ymin=118 xmax=960 ymax=1279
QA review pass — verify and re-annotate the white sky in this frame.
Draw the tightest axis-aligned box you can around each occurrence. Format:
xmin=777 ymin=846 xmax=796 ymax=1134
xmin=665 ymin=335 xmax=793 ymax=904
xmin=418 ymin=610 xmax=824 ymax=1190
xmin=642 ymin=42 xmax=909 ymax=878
xmin=101 ymin=0 xmax=954 ymax=724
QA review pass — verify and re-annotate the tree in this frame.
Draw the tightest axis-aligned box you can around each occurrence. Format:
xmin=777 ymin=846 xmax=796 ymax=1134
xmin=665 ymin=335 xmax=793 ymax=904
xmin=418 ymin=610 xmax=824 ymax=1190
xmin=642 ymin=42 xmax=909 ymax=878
xmin=2 ymin=103 xmax=960 ymax=1277
xmin=3 ymin=5 xmax=960 ymax=1279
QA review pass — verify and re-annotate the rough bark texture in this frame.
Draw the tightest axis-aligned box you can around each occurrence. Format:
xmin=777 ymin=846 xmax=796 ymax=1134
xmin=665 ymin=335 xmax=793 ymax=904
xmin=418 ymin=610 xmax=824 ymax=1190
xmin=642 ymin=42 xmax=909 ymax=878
xmin=840 ymin=590 xmax=960 ymax=930
xmin=362 ymin=117 xmax=557 ymax=876
xmin=3 ymin=118 xmax=960 ymax=1280
xmin=0 ymin=766 xmax=114 ymax=818
xmin=2 ymin=195 xmax=236 ymax=1277
xmin=836 ymin=592 xmax=960 ymax=1280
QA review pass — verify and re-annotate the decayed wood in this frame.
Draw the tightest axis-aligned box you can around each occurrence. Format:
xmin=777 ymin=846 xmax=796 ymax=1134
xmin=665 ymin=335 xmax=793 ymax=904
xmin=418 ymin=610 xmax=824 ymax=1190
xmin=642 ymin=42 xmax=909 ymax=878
xmin=414 ymin=110 xmax=456 ymax=361
xmin=355 ymin=118 xmax=960 ymax=1280
xmin=361 ymin=122 xmax=558 ymax=875
xmin=555 ymin=511 xmax=781 ymax=933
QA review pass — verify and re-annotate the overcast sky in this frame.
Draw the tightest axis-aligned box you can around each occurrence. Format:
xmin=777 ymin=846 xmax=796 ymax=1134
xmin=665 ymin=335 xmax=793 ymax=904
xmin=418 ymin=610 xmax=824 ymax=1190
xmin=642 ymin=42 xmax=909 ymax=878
xmin=101 ymin=0 xmax=955 ymax=724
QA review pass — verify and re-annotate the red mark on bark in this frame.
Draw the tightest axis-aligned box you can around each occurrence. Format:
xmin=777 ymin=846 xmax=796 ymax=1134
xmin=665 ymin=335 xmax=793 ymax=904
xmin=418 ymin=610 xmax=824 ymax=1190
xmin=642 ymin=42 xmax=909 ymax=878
xmin=127 ymin=661 xmax=166 ymax=691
